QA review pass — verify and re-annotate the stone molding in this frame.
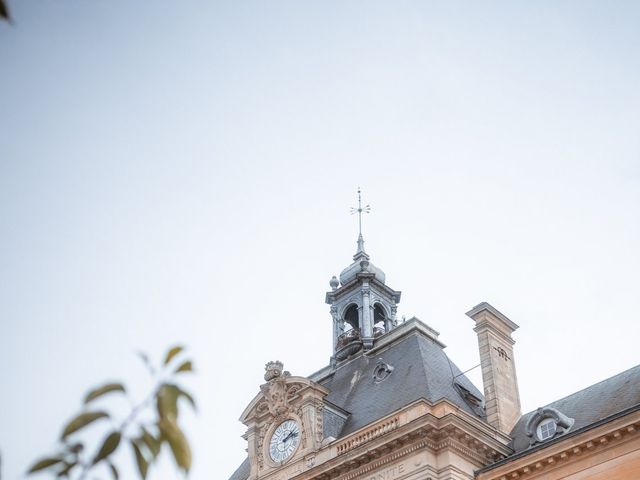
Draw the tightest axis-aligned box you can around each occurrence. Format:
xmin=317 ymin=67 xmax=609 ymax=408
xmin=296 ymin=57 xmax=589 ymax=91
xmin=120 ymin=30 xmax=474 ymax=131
xmin=336 ymin=416 xmax=400 ymax=455
xmin=477 ymin=411 xmax=640 ymax=480
xmin=293 ymin=399 xmax=512 ymax=480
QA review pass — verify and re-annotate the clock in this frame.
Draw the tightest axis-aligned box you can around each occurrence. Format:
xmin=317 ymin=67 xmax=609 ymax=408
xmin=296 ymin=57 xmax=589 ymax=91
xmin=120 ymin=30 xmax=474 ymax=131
xmin=268 ymin=419 xmax=301 ymax=462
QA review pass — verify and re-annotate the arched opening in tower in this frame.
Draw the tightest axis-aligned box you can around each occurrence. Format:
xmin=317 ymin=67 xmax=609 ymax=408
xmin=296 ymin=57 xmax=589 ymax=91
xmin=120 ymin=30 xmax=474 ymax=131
xmin=343 ymin=304 xmax=359 ymax=332
xmin=373 ymin=304 xmax=387 ymax=336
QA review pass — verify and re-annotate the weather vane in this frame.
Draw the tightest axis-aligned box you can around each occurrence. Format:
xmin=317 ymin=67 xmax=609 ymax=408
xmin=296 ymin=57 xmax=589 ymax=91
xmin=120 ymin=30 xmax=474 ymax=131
xmin=350 ymin=187 xmax=371 ymax=236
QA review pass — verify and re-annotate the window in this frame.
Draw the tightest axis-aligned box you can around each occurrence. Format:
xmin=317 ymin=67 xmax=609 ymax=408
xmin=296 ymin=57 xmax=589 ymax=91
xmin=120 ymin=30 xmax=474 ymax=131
xmin=372 ymin=360 xmax=393 ymax=383
xmin=525 ymin=407 xmax=574 ymax=447
xmin=536 ymin=418 xmax=557 ymax=441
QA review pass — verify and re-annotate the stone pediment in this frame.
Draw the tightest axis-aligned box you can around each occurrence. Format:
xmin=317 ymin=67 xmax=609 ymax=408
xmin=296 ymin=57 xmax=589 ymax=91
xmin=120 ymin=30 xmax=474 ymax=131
xmin=240 ymin=375 xmax=328 ymax=424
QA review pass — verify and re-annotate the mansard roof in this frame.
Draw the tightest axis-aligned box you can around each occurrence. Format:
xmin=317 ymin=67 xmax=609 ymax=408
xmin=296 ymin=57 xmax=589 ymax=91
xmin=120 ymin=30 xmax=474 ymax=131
xmin=509 ymin=363 xmax=640 ymax=454
xmin=229 ymin=458 xmax=250 ymax=480
xmin=312 ymin=318 xmax=486 ymax=436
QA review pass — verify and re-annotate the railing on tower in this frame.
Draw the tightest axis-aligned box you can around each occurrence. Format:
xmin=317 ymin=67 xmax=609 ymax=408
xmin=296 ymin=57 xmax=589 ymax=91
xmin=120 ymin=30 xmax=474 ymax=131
xmin=336 ymin=328 xmax=361 ymax=350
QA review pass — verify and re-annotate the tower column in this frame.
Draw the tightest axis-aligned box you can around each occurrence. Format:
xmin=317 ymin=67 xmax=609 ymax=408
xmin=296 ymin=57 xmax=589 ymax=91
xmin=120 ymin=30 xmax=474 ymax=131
xmin=361 ymin=282 xmax=373 ymax=349
xmin=330 ymin=305 xmax=340 ymax=357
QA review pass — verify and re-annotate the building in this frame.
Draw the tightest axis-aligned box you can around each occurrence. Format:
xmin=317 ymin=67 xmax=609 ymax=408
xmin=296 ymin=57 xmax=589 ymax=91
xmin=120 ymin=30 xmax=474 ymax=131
xmin=229 ymin=230 xmax=640 ymax=480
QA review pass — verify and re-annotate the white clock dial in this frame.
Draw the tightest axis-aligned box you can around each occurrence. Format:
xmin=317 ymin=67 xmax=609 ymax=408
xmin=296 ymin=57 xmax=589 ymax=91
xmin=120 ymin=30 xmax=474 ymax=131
xmin=268 ymin=419 xmax=301 ymax=462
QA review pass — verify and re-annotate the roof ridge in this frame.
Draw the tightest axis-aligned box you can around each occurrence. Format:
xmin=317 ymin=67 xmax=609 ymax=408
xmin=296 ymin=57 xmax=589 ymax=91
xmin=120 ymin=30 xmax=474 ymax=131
xmin=526 ymin=363 xmax=640 ymax=415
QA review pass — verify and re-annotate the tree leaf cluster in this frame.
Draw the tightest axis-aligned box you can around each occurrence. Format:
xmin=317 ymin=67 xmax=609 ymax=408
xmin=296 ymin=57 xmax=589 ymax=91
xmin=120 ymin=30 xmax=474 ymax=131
xmin=28 ymin=345 xmax=196 ymax=479
xmin=0 ymin=0 xmax=9 ymax=23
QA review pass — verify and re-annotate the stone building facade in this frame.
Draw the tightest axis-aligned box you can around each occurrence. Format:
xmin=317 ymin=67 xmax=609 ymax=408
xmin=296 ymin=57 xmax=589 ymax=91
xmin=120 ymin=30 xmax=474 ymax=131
xmin=229 ymin=235 xmax=640 ymax=480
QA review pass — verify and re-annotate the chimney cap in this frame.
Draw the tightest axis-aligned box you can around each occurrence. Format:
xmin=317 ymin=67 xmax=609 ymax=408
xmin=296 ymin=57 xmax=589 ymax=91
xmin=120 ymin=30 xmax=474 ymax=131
xmin=466 ymin=302 xmax=519 ymax=332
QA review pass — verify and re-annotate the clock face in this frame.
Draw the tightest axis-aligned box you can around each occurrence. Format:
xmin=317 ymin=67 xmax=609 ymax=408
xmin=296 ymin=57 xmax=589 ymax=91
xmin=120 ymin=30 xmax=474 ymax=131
xmin=268 ymin=419 xmax=301 ymax=462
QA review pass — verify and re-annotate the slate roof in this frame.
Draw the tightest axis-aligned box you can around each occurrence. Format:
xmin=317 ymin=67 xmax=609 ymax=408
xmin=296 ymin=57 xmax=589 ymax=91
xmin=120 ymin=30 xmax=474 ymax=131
xmin=229 ymin=458 xmax=250 ymax=480
xmin=317 ymin=327 xmax=485 ymax=436
xmin=508 ymin=363 xmax=640 ymax=454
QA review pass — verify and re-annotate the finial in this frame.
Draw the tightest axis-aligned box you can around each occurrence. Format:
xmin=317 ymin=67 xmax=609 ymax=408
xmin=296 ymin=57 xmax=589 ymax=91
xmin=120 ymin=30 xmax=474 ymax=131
xmin=350 ymin=187 xmax=371 ymax=256
xmin=264 ymin=360 xmax=284 ymax=381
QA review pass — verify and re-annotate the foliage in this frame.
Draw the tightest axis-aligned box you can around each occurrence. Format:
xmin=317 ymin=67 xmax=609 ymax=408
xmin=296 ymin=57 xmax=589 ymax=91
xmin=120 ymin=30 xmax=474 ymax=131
xmin=0 ymin=0 xmax=9 ymax=23
xmin=27 ymin=346 xmax=196 ymax=479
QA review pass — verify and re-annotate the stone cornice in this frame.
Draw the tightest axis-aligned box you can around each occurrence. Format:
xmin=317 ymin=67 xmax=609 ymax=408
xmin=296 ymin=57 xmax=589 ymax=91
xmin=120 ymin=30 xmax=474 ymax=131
xmin=477 ymin=409 xmax=640 ymax=479
xmin=267 ymin=399 xmax=512 ymax=480
xmin=325 ymin=276 xmax=401 ymax=305
xmin=466 ymin=302 xmax=519 ymax=333
xmin=367 ymin=317 xmax=447 ymax=351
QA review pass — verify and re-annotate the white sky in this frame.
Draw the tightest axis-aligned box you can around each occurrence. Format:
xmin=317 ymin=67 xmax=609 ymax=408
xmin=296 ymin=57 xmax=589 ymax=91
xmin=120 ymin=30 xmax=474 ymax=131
xmin=1 ymin=2 xmax=639 ymax=479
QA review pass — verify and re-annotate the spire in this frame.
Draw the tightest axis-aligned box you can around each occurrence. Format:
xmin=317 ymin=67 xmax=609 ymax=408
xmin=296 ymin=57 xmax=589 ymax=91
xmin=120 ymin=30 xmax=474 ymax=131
xmin=355 ymin=233 xmax=367 ymax=258
xmin=350 ymin=187 xmax=370 ymax=260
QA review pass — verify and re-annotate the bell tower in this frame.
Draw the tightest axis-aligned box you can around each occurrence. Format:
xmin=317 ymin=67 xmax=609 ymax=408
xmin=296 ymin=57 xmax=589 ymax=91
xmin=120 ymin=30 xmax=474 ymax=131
xmin=325 ymin=189 xmax=401 ymax=362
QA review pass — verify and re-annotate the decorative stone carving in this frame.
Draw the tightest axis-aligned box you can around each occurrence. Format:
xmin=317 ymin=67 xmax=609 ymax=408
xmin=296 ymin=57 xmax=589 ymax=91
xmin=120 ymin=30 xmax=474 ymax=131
xmin=493 ymin=346 xmax=510 ymax=361
xmin=305 ymin=454 xmax=316 ymax=468
xmin=264 ymin=360 xmax=285 ymax=381
xmin=256 ymin=423 xmax=270 ymax=470
xmin=315 ymin=401 xmax=324 ymax=443
xmin=525 ymin=407 xmax=575 ymax=446
xmin=260 ymin=361 xmax=293 ymax=416
xmin=373 ymin=358 xmax=394 ymax=383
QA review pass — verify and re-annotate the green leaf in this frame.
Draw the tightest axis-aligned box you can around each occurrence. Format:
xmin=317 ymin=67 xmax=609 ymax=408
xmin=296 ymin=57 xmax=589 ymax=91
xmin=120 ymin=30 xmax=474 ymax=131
xmin=131 ymin=441 xmax=149 ymax=479
xmin=27 ymin=457 xmax=63 ymax=474
xmin=108 ymin=461 xmax=119 ymax=480
xmin=56 ymin=461 xmax=77 ymax=477
xmin=177 ymin=387 xmax=197 ymax=413
xmin=157 ymin=384 xmax=180 ymax=420
xmin=61 ymin=411 xmax=109 ymax=439
xmin=0 ymin=0 xmax=10 ymax=22
xmin=163 ymin=346 xmax=183 ymax=365
xmin=159 ymin=418 xmax=191 ymax=472
xmin=157 ymin=384 xmax=197 ymax=420
xmin=84 ymin=383 xmax=126 ymax=404
xmin=174 ymin=360 xmax=193 ymax=374
xmin=141 ymin=428 xmax=161 ymax=459
xmin=92 ymin=431 xmax=121 ymax=465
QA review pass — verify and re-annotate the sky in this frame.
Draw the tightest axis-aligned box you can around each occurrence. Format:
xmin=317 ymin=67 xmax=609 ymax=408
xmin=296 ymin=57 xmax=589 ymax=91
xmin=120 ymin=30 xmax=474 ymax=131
xmin=1 ymin=1 xmax=639 ymax=479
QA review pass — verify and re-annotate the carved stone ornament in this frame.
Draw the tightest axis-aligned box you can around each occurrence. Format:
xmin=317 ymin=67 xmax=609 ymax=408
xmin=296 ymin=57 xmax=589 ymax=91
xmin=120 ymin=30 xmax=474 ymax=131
xmin=264 ymin=360 xmax=285 ymax=381
xmin=256 ymin=423 xmax=270 ymax=470
xmin=525 ymin=406 xmax=575 ymax=446
xmin=315 ymin=400 xmax=324 ymax=443
xmin=305 ymin=455 xmax=316 ymax=468
xmin=373 ymin=358 xmax=394 ymax=383
xmin=259 ymin=361 xmax=294 ymax=417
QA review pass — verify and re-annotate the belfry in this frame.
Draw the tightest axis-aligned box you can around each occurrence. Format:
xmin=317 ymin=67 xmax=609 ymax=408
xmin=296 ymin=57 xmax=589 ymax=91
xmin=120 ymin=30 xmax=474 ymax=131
xmin=326 ymin=189 xmax=401 ymax=360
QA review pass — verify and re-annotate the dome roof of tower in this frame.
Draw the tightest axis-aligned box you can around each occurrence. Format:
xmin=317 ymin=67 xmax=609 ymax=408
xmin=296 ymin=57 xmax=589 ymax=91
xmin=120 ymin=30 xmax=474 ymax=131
xmin=338 ymin=233 xmax=386 ymax=285
xmin=339 ymin=258 xmax=386 ymax=285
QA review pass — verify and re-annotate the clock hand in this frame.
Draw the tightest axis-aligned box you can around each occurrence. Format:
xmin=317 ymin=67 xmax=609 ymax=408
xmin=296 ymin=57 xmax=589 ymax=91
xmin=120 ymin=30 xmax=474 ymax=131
xmin=281 ymin=430 xmax=299 ymax=443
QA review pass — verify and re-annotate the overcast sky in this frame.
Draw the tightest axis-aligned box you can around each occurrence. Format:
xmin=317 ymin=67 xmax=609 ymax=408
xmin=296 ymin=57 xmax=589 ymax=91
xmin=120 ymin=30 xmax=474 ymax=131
xmin=1 ymin=1 xmax=639 ymax=479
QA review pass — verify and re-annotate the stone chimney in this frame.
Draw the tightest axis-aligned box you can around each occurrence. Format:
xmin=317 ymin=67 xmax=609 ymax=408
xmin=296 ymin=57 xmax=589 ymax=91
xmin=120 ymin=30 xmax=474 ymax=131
xmin=466 ymin=302 xmax=521 ymax=435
